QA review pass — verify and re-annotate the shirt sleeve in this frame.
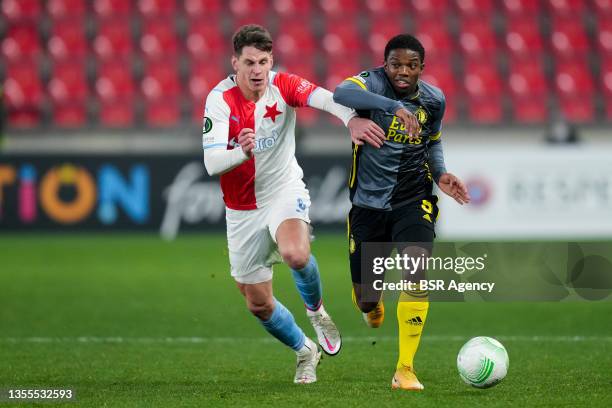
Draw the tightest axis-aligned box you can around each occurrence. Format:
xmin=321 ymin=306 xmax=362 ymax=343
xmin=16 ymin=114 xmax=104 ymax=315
xmin=273 ymin=72 xmax=318 ymax=108
xmin=334 ymin=71 xmax=404 ymax=114
xmin=428 ymin=94 xmax=446 ymax=146
xmin=202 ymin=89 xmax=230 ymax=150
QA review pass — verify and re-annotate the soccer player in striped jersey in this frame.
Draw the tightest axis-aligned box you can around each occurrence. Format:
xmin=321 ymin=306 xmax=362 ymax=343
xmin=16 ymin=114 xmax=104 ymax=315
xmin=334 ymin=34 xmax=471 ymax=390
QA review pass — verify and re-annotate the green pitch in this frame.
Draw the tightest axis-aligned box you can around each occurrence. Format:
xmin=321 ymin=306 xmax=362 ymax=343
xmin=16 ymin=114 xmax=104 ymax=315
xmin=0 ymin=234 xmax=611 ymax=407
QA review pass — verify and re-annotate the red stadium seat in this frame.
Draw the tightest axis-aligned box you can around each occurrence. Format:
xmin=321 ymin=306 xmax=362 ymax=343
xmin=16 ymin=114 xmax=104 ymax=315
xmin=323 ymin=58 xmax=360 ymax=98
xmin=365 ymin=0 xmax=407 ymax=16
xmin=453 ymin=0 xmax=495 ymax=16
xmin=466 ymin=96 xmax=504 ymax=123
xmin=1 ymin=24 xmax=41 ymax=62
xmin=414 ymin=19 xmax=454 ymax=61
xmin=279 ymin=59 xmax=319 ymax=84
xmin=140 ymin=19 xmax=179 ymax=61
xmin=602 ymin=58 xmax=612 ymax=97
xmin=229 ymin=0 xmax=267 ymax=18
xmin=500 ymin=0 xmax=541 ymax=16
xmin=49 ymin=63 xmax=89 ymax=104
xmin=188 ymin=63 xmax=224 ymax=102
xmin=145 ymin=101 xmax=181 ymax=127
xmin=93 ymin=0 xmax=132 ymax=18
xmin=594 ymin=0 xmax=612 ymax=15
xmin=185 ymin=0 xmax=223 ymax=18
xmin=511 ymin=95 xmax=549 ymax=123
xmin=367 ymin=17 xmax=404 ymax=63
xmin=545 ymin=0 xmax=586 ymax=15
xmin=596 ymin=17 xmax=612 ymax=57
xmin=550 ymin=17 xmax=590 ymax=59
xmin=231 ymin=15 xmax=269 ymax=31
xmin=186 ymin=21 xmax=226 ymax=60
xmin=1 ymin=0 xmax=42 ymax=21
xmin=319 ymin=0 xmax=360 ymax=17
xmin=141 ymin=62 xmax=182 ymax=101
xmin=96 ymin=61 xmax=136 ymax=102
xmin=458 ymin=18 xmax=498 ymax=59
xmin=48 ymin=20 xmax=88 ymax=61
xmin=47 ymin=0 xmax=86 ymax=19
xmin=99 ymin=101 xmax=135 ymax=127
xmin=421 ymin=65 xmax=458 ymax=99
xmin=94 ymin=19 xmax=133 ymax=61
xmin=272 ymin=0 xmax=313 ymax=17
xmin=508 ymin=60 xmax=548 ymax=98
xmin=137 ymin=0 xmax=177 ymax=17
xmin=555 ymin=62 xmax=595 ymax=122
xmin=3 ymin=63 xmax=44 ymax=127
xmin=322 ymin=20 xmax=362 ymax=57
xmin=463 ymin=62 xmax=503 ymax=99
xmin=53 ymin=105 xmax=88 ymax=127
xmin=409 ymin=0 xmax=451 ymax=17
xmin=276 ymin=20 xmax=316 ymax=61
xmin=505 ymin=17 xmax=543 ymax=59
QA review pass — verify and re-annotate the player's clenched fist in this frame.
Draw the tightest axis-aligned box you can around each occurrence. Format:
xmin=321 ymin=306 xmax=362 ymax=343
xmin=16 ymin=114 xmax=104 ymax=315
xmin=394 ymin=107 xmax=420 ymax=140
xmin=237 ymin=128 xmax=256 ymax=157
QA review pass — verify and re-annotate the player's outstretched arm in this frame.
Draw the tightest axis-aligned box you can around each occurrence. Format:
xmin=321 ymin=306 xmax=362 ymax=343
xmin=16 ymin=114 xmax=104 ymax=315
xmin=308 ymin=87 xmax=386 ymax=148
xmin=334 ymin=81 xmax=419 ymax=138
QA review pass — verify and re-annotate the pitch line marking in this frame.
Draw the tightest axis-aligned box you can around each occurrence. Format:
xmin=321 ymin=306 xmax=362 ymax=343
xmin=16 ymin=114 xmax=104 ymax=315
xmin=0 ymin=335 xmax=611 ymax=344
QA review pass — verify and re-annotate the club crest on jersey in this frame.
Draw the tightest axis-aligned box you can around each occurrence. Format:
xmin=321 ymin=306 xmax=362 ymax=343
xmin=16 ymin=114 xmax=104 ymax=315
xmin=264 ymin=102 xmax=282 ymax=122
xmin=415 ymin=107 xmax=428 ymax=125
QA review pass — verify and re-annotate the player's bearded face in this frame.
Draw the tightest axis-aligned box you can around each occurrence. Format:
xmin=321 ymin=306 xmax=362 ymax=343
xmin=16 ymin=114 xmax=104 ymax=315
xmin=232 ymin=46 xmax=274 ymax=94
xmin=384 ymin=49 xmax=424 ymax=96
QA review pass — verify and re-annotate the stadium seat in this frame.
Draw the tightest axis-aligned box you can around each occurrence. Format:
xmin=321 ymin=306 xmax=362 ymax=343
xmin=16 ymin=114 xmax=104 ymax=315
xmin=554 ymin=61 xmax=595 ymax=122
xmin=96 ymin=61 xmax=136 ymax=102
xmin=3 ymin=63 xmax=44 ymax=127
xmin=413 ymin=19 xmax=454 ymax=61
xmin=453 ymin=0 xmax=495 ymax=16
xmin=278 ymin=59 xmax=319 ymax=84
xmin=1 ymin=24 xmax=41 ymax=62
xmin=409 ymin=0 xmax=451 ymax=17
xmin=186 ymin=21 xmax=226 ymax=60
xmin=137 ymin=0 xmax=177 ymax=17
xmin=272 ymin=0 xmax=313 ymax=17
xmin=47 ymin=0 xmax=86 ymax=19
xmin=545 ymin=0 xmax=586 ymax=15
xmin=318 ymin=0 xmax=360 ymax=17
xmin=229 ymin=0 xmax=267 ymax=18
xmin=458 ymin=18 xmax=498 ymax=60
xmin=93 ymin=0 xmax=132 ymax=17
xmin=141 ymin=62 xmax=182 ymax=102
xmin=94 ymin=19 xmax=133 ymax=61
xmin=1 ymin=0 xmax=42 ymax=21
xmin=48 ymin=20 xmax=88 ymax=61
xmin=145 ymin=101 xmax=181 ymax=127
xmin=185 ymin=0 xmax=223 ymax=18
xmin=53 ymin=104 xmax=88 ymax=127
xmin=49 ymin=63 xmax=89 ymax=104
xmin=188 ymin=63 xmax=224 ymax=102
xmin=421 ymin=65 xmax=458 ymax=98
xmin=596 ymin=17 xmax=612 ymax=57
xmin=505 ymin=17 xmax=543 ymax=60
xmin=500 ymin=0 xmax=541 ymax=16
xmin=602 ymin=58 xmax=612 ymax=97
xmin=275 ymin=20 xmax=316 ymax=61
xmin=508 ymin=60 xmax=549 ymax=123
xmin=593 ymin=0 xmax=612 ymax=15
xmin=140 ymin=19 xmax=180 ymax=61
xmin=99 ymin=101 xmax=135 ymax=127
xmin=367 ymin=17 xmax=405 ymax=62
xmin=550 ymin=17 xmax=590 ymax=59
xmin=463 ymin=62 xmax=503 ymax=99
xmin=364 ymin=0 xmax=407 ymax=16
xmin=322 ymin=20 xmax=362 ymax=57
xmin=323 ymin=58 xmax=361 ymax=100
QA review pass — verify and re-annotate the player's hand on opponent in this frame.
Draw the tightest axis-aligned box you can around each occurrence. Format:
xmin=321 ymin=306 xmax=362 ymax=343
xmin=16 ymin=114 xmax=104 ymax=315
xmin=237 ymin=128 xmax=256 ymax=158
xmin=437 ymin=173 xmax=471 ymax=205
xmin=394 ymin=107 xmax=420 ymax=141
xmin=347 ymin=117 xmax=386 ymax=148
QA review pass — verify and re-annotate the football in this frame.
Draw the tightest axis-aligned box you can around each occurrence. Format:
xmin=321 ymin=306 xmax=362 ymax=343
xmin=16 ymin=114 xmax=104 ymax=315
xmin=457 ymin=336 xmax=509 ymax=388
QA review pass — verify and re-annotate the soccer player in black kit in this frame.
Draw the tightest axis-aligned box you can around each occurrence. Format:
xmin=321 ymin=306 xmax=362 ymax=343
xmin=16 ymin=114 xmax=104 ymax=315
xmin=333 ymin=34 xmax=471 ymax=390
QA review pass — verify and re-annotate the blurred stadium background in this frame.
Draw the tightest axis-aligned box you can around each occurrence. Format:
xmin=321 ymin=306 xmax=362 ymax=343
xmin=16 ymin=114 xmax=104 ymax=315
xmin=1 ymin=1 xmax=611 ymax=406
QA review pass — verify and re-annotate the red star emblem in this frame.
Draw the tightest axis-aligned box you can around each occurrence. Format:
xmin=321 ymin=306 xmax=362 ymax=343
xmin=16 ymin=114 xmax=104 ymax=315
xmin=264 ymin=102 xmax=282 ymax=122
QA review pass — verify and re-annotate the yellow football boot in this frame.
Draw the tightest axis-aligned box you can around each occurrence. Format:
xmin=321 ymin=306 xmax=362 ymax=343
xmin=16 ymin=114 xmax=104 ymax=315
xmin=391 ymin=366 xmax=424 ymax=391
xmin=352 ymin=288 xmax=385 ymax=328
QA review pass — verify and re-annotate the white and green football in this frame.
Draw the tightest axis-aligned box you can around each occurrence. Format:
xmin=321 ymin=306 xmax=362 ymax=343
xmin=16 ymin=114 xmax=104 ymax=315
xmin=457 ymin=336 xmax=509 ymax=388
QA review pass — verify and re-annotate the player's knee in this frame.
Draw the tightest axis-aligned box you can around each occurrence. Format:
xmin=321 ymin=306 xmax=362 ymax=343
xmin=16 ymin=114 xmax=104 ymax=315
xmin=247 ymin=300 xmax=275 ymax=320
xmin=280 ymin=245 xmax=310 ymax=270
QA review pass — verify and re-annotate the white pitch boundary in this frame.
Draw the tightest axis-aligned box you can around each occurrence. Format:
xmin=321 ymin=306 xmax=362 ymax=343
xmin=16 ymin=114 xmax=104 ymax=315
xmin=0 ymin=335 xmax=611 ymax=344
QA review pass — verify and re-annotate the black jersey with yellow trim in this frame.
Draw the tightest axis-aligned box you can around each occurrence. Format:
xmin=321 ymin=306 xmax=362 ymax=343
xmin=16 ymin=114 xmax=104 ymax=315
xmin=343 ymin=67 xmax=446 ymax=211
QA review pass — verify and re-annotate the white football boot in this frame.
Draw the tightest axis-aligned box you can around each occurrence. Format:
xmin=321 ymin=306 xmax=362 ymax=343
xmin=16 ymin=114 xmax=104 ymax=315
xmin=307 ymin=304 xmax=342 ymax=356
xmin=294 ymin=337 xmax=321 ymax=384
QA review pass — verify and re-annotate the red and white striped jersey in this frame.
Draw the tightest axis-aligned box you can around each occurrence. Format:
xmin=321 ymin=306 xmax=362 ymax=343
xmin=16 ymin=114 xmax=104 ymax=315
xmin=203 ymin=71 xmax=318 ymax=210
